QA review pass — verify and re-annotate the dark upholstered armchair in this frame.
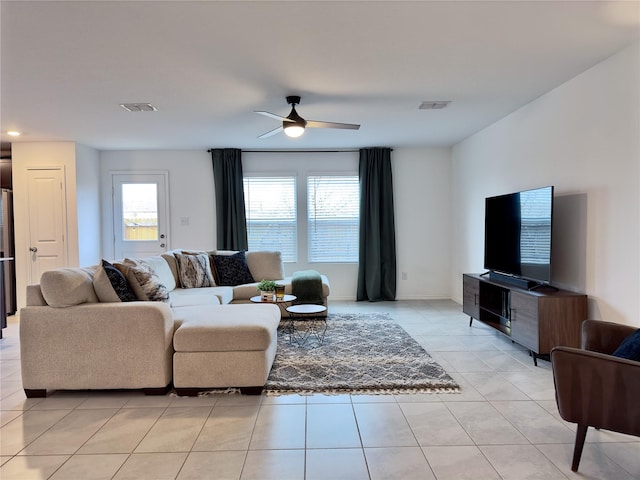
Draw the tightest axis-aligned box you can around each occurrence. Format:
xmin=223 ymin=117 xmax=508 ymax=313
xmin=551 ymin=320 xmax=640 ymax=472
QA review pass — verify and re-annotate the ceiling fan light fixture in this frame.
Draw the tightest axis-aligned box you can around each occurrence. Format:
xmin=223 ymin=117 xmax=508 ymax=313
xmin=256 ymin=95 xmax=359 ymax=139
xmin=283 ymin=106 xmax=306 ymax=137
xmin=283 ymin=123 xmax=305 ymax=138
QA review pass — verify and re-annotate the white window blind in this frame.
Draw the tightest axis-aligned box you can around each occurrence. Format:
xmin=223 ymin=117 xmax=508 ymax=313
xmin=243 ymin=176 xmax=297 ymax=262
xmin=307 ymin=175 xmax=360 ymax=262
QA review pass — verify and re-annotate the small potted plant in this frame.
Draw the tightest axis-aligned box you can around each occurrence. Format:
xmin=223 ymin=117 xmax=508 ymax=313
xmin=256 ymin=279 xmax=278 ymax=302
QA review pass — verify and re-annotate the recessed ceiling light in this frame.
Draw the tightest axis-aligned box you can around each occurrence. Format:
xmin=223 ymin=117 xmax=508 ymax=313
xmin=120 ymin=103 xmax=158 ymax=112
xmin=7 ymin=131 xmax=21 ymax=136
xmin=418 ymin=101 xmax=451 ymax=110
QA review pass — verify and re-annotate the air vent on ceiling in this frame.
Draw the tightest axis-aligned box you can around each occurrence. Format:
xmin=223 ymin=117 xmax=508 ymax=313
xmin=120 ymin=103 xmax=158 ymax=112
xmin=418 ymin=101 xmax=451 ymax=110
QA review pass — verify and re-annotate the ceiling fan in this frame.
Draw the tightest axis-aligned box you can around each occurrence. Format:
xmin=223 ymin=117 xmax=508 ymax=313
xmin=255 ymin=95 xmax=360 ymax=139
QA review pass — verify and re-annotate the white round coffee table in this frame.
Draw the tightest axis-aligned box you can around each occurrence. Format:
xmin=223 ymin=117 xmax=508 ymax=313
xmin=285 ymin=304 xmax=328 ymax=347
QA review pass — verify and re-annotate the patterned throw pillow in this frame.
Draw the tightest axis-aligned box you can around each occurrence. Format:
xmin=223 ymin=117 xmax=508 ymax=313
xmin=127 ymin=262 xmax=170 ymax=302
xmin=211 ymin=251 xmax=255 ymax=286
xmin=97 ymin=260 xmax=137 ymax=302
xmin=175 ymin=253 xmax=216 ymax=288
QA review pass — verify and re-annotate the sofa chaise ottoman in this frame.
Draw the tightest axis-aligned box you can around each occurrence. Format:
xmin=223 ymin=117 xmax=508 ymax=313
xmin=172 ymin=304 xmax=280 ymax=395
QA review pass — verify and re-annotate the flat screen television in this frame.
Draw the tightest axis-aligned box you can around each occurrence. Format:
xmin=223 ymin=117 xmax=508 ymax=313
xmin=484 ymin=186 xmax=554 ymax=286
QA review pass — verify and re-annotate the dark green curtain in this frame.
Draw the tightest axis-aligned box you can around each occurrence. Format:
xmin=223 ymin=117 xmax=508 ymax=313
xmin=357 ymin=147 xmax=397 ymax=301
xmin=211 ymin=148 xmax=248 ymax=250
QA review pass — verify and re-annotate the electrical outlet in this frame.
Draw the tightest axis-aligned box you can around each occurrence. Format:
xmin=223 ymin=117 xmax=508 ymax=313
xmin=180 ymin=217 xmax=190 ymax=226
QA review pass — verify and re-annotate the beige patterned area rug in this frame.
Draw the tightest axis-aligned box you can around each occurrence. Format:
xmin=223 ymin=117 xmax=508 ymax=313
xmin=264 ymin=313 xmax=459 ymax=396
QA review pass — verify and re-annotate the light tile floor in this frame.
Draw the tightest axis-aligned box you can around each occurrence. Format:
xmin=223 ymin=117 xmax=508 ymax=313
xmin=1 ymin=300 xmax=638 ymax=479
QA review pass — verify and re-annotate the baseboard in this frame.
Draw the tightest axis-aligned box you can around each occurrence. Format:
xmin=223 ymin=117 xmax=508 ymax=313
xmin=394 ymin=295 xmax=455 ymax=301
xmin=329 ymin=296 xmax=456 ymax=302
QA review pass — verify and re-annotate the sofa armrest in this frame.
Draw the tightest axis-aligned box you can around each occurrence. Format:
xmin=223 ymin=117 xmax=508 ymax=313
xmin=581 ymin=319 xmax=637 ymax=354
xmin=20 ymin=302 xmax=174 ymax=391
xmin=26 ymin=284 xmax=47 ymax=306
xmin=551 ymin=346 xmax=640 ymax=436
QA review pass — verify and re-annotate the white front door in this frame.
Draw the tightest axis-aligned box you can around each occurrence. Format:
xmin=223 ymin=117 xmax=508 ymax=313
xmin=112 ymin=173 xmax=170 ymax=259
xmin=26 ymin=167 xmax=68 ymax=283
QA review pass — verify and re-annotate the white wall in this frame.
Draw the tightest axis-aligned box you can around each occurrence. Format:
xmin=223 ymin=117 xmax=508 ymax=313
xmin=99 ymin=147 xmax=452 ymax=300
xmin=393 ymin=147 xmax=452 ymax=299
xmin=451 ymin=41 xmax=640 ymax=326
xmin=99 ymin=150 xmax=216 ymax=259
xmin=75 ymin=144 xmax=101 ymax=266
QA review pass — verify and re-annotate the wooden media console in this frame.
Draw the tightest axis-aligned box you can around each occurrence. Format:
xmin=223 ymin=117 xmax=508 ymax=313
xmin=463 ymin=274 xmax=588 ymax=365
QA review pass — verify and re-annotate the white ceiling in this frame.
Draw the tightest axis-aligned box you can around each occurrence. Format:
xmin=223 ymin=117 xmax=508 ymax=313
xmin=1 ymin=1 xmax=639 ymax=151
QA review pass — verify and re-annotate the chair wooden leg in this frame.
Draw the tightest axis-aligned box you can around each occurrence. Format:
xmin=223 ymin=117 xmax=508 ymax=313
xmin=571 ymin=424 xmax=588 ymax=472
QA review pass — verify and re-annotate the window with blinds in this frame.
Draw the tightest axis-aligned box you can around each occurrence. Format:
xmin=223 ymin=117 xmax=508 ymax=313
xmin=243 ymin=176 xmax=297 ymax=262
xmin=307 ymin=175 xmax=360 ymax=262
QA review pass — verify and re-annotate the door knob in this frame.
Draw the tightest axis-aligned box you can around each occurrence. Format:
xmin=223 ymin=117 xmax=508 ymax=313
xmin=160 ymin=243 xmax=165 ymax=248
xmin=29 ymin=247 xmax=38 ymax=253
xmin=160 ymin=234 xmax=165 ymax=239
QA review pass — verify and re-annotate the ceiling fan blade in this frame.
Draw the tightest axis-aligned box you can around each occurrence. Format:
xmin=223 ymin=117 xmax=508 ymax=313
xmin=306 ymin=120 xmax=360 ymax=130
xmin=255 ymin=110 xmax=294 ymax=122
xmin=258 ymin=126 xmax=283 ymax=139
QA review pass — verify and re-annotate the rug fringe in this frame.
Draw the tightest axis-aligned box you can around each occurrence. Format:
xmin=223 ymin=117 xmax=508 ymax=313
xmin=264 ymin=387 xmax=461 ymax=396
xmin=171 ymin=387 xmax=461 ymax=397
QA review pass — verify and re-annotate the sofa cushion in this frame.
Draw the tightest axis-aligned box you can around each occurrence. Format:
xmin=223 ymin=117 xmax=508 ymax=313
xmin=173 ymin=304 xmax=280 ymax=352
xmin=169 ymin=287 xmax=223 ymax=308
xmin=246 ymin=251 xmax=285 ymax=281
xmin=170 ymin=285 xmax=234 ymax=307
xmin=175 ymin=253 xmax=216 ymax=288
xmin=40 ymin=266 xmax=99 ymax=307
xmin=169 ymin=288 xmax=220 ymax=308
xmin=612 ymin=329 xmax=640 ymax=362
xmin=93 ymin=260 xmax=137 ymax=303
xmin=211 ymin=251 xmax=255 ymax=286
xmin=170 ymin=287 xmax=234 ymax=306
xmin=211 ymin=286 xmax=234 ymax=305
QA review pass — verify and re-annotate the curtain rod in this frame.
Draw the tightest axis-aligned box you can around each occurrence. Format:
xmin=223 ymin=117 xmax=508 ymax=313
xmin=207 ymin=149 xmax=393 ymax=153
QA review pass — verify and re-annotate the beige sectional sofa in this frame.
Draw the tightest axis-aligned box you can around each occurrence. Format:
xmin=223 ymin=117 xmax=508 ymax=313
xmin=20 ymin=250 xmax=330 ymax=397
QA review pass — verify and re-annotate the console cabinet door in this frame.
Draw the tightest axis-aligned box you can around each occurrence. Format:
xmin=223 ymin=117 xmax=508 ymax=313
xmin=462 ymin=275 xmax=480 ymax=319
xmin=509 ymin=292 xmax=539 ymax=353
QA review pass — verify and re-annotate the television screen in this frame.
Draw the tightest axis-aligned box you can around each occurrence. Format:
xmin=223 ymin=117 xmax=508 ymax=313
xmin=484 ymin=186 xmax=554 ymax=283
